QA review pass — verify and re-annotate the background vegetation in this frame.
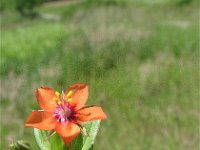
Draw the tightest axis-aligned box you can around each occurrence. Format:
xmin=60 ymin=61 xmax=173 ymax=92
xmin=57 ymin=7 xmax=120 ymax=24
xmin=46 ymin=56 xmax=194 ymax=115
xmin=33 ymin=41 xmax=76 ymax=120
xmin=1 ymin=0 xmax=199 ymax=149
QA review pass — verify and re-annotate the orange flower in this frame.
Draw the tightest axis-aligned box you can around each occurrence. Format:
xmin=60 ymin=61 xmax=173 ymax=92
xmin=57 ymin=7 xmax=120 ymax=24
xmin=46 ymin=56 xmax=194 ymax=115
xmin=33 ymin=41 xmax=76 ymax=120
xmin=25 ymin=83 xmax=107 ymax=144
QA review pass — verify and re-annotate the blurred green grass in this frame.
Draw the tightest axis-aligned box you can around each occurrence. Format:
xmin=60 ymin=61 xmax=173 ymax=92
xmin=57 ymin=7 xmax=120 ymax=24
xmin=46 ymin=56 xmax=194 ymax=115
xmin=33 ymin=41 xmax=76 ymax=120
xmin=0 ymin=0 xmax=199 ymax=149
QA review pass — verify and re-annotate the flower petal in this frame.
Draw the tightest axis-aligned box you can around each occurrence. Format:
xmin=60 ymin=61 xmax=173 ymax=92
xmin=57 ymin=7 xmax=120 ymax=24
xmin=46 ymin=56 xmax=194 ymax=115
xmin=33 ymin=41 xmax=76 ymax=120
xmin=65 ymin=83 xmax=88 ymax=110
xmin=55 ymin=122 xmax=81 ymax=144
xmin=36 ymin=87 xmax=56 ymax=112
xmin=75 ymin=106 xmax=107 ymax=122
xmin=61 ymin=131 xmax=81 ymax=144
xmin=25 ymin=111 xmax=56 ymax=130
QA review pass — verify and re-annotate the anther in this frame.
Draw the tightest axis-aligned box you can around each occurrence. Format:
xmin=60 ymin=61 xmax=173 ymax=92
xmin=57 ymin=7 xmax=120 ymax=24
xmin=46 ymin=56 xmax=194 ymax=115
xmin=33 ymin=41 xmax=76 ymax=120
xmin=67 ymin=98 xmax=72 ymax=102
xmin=67 ymin=90 xmax=73 ymax=98
xmin=57 ymin=101 xmax=62 ymax=105
xmin=55 ymin=91 xmax=60 ymax=97
xmin=53 ymin=97 xmax=58 ymax=101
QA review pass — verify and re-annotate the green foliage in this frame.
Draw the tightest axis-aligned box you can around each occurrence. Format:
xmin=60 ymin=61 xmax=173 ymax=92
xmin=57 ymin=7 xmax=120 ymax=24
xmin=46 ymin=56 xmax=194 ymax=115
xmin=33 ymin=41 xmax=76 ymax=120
xmin=34 ymin=128 xmax=51 ymax=150
xmin=1 ymin=0 xmax=15 ymax=10
xmin=15 ymin=0 xmax=43 ymax=17
xmin=177 ymin=0 xmax=193 ymax=5
xmin=1 ymin=23 xmax=65 ymax=76
xmin=1 ymin=0 xmax=199 ymax=150
xmin=1 ymin=0 xmax=43 ymax=17
xmin=51 ymin=133 xmax=64 ymax=150
xmin=10 ymin=140 xmax=31 ymax=150
xmin=82 ymin=120 xmax=101 ymax=150
xmin=33 ymin=121 xmax=101 ymax=150
xmin=71 ymin=134 xmax=83 ymax=150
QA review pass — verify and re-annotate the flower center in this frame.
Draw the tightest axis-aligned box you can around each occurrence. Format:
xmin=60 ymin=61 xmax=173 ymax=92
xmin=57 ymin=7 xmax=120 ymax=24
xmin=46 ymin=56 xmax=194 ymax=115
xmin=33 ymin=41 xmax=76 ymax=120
xmin=54 ymin=104 xmax=72 ymax=123
xmin=53 ymin=90 xmax=74 ymax=123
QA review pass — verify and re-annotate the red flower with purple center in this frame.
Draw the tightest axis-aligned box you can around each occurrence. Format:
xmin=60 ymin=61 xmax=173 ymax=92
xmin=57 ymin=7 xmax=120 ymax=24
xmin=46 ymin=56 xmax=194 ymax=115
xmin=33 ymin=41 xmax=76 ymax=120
xmin=25 ymin=83 xmax=107 ymax=144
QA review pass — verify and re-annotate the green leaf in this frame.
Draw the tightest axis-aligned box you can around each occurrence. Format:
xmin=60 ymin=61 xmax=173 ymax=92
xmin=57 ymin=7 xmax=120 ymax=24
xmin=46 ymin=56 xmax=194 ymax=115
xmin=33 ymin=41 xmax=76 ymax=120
xmin=33 ymin=121 xmax=101 ymax=150
xmin=88 ymin=145 xmax=93 ymax=150
xmin=71 ymin=134 xmax=83 ymax=150
xmin=82 ymin=120 xmax=101 ymax=150
xmin=10 ymin=140 xmax=31 ymax=150
xmin=34 ymin=128 xmax=51 ymax=150
xmin=62 ymin=133 xmax=83 ymax=150
xmin=51 ymin=133 xmax=64 ymax=150
xmin=63 ymin=145 xmax=70 ymax=150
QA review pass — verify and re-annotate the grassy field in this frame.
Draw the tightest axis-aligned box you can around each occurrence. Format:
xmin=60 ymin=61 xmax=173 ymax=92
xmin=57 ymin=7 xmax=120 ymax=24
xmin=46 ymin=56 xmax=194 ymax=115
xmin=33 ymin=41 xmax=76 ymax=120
xmin=0 ymin=0 xmax=199 ymax=149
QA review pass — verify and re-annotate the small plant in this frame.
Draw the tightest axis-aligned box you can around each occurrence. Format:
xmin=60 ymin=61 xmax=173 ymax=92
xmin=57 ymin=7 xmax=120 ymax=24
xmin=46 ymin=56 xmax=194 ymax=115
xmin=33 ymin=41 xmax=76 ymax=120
xmin=24 ymin=83 xmax=107 ymax=149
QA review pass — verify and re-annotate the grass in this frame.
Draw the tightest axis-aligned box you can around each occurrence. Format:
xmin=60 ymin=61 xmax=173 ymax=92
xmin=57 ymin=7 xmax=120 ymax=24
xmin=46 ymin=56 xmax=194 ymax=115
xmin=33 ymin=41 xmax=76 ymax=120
xmin=0 ymin=0 xmax=199 ymax=149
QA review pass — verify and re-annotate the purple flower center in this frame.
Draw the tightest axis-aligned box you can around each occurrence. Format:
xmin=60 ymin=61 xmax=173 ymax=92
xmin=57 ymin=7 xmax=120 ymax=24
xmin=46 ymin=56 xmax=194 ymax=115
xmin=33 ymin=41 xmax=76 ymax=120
xmin=54 ymin=103 xmax=73 ymax=123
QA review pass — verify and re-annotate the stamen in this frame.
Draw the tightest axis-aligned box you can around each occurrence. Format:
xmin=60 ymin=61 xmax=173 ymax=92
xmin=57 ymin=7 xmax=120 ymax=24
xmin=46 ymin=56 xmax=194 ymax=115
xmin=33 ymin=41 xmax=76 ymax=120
xmin=57 ymin=101 xmax=62 ymax=105
xmin=53 ymin=97 xmax=58 ymax=101
xmin=67 ymin=90 xmax=73 ymax=98
xmin=55 ymin=91 xmax=60 ymax=97
xmin=67 ymin=98 xmax=72 ymax=102
xmin=53 ymin=104 xmax=73 ymax=123
xmin=61 ymin=90 xmax=65 ymax=99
